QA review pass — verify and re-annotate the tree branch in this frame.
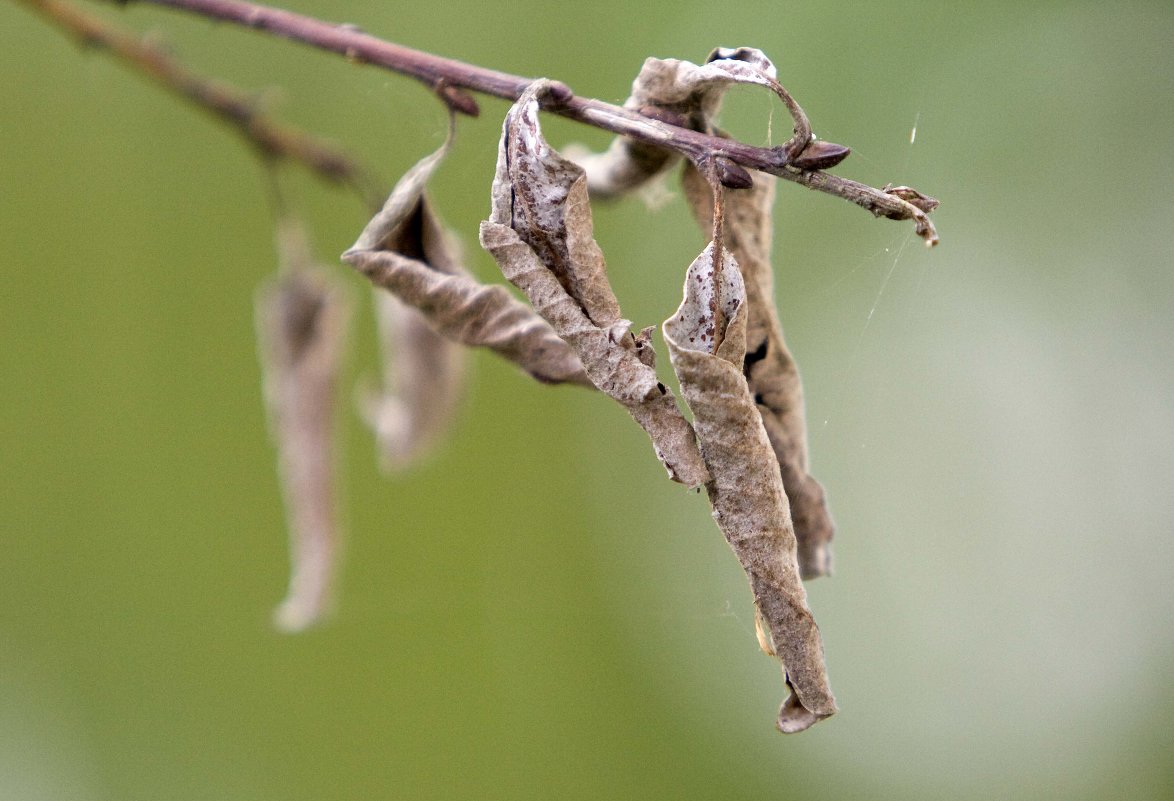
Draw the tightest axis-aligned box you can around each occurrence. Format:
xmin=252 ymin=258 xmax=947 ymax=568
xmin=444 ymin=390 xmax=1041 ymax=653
xmin=97 ymin=0 xmax=939 ymax=244
xmin=16 ymin=0 xmax=379 ymax=199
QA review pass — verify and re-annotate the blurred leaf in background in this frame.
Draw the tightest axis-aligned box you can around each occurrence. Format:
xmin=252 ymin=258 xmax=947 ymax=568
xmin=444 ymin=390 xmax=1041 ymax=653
xmin=2 ymin=1 xmax=1172 ymax=800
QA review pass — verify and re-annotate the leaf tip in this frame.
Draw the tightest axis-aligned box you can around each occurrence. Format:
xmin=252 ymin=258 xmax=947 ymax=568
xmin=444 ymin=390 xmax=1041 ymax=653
xmin=272 ymin=593 xmax=331 ymax=634
xmin=776 ymin=691 xmax=835 ymax=734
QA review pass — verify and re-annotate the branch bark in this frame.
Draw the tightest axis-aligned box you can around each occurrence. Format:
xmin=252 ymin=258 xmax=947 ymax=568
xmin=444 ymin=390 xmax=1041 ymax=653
xmin=94 ymin=0 xmax=939 ymax=244
xmin=16 ymin=0 xmax=378 ymax=196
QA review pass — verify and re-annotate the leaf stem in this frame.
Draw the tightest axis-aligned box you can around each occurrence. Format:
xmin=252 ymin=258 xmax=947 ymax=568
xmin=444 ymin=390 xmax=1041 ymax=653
xmin=705 ymin=159 xmax=727 ymax=351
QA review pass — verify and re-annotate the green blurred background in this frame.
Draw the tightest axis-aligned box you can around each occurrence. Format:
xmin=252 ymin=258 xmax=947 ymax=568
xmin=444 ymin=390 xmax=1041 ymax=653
xmin=3 ymin=0 xmax=1173 ymax=799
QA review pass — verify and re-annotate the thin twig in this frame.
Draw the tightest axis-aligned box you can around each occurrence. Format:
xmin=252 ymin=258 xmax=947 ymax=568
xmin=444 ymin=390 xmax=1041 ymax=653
xmin=93 ymin=0 xmax=939 ymax=244
xmin=16 ymin=0 xmax=379 ymax=200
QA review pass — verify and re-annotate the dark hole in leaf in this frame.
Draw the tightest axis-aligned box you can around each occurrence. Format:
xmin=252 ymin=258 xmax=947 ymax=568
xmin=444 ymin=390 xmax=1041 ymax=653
xmin=388 ymin=202 xmax=428 ymax=261
xmin=744 ymin=339 xmax=769 ymax=378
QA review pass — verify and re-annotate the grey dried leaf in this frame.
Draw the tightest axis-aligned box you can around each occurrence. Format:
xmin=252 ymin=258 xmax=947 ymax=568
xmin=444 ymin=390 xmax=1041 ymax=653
xmin=349 ymin=125 xmax=453 ymax=254
xmin=682 ymin=161 xmax=835 ymax=579
xmin=481 ymin=81 xmax=708 ymax=487
xmin=628 ymin=47 xmax=781 ymax=122
xmin=256 ymin=257 xmax=351 ymax=633
xmin=343 ymin=127 xmax=590 ymax=453
xmin=346 ymin=125 xmax=468 ymax=469
xmin=363 ymin=289 xmax=465 ymax=471
xmin=346 ymin=247 xmax=591 ymax=388
xmin=489 ymin=91 xmax=622 ymax=328
xmin=570 ymin=47 xmax=784 ymax=198
xmin=362 ymin=165 xmax=469 ymax=469
xmin=663 ymin=242 xmax=836 ymax=733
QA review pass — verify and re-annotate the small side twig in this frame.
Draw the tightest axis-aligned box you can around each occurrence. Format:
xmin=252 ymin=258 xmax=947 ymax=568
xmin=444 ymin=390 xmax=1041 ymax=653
xmin=17 ymin=0 xmax=379 ymax=200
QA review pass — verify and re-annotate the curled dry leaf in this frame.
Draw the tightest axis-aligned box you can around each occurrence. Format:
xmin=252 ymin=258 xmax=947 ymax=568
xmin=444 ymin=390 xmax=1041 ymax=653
xmin=355 ymin=134 xmax=467 ymax=468
xmin=343 ymin=125 xmax=590 ymax=433
xmin=256 ymin=229 xmax=351 ymax=632
xmin=366 ymin=288 xmax=465 ymax=471
xmin=480 ymin=81 xmax=708 ymax=487
xmin=571 ymin=47 xmax=802 ymax=198
xmin=682 ymin=161 xmax=835 ymax=579
xmin=663 ymin=242 xmax=836 ymax=733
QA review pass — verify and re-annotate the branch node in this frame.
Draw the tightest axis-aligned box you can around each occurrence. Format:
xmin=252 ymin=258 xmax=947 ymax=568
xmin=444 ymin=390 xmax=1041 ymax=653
xmin=537 ymin=80 xmax=574 ymax=108
xmin=696 ymin=154 xmax=753 ymax=190
xmin=882 ymin=184 xmax=940 ymax=213
xmin=790 ymin=138 xmax=851 ymax=171
xmin=434 ymin=79 xmax=480 ymax=117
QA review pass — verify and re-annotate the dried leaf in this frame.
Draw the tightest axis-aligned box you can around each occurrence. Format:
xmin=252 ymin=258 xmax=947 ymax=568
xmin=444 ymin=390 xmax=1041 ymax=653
xmin=489 ymin=92 xmax=622 ymax=328
xmin=570 ymin=47 xmax=791 ymax=198
xmin=343 ymin=128 xmax=590 ymax=449
xmin=622 ymin=47 xmax=782 ymax=123
xmin=663 ymin=242 xmax=836 ymax=732
xmin=364 ymin=289 xmax=465 ymax=471
xmin=349 ymin=127 xmax=454 ymax=255
xmin=682 ymin=161 xmax=835 ymax=579
xmin=256 ymin=234 xmax=351 ymax=633
xmin=347 ymin=247 xmax=592 ymax=387
xmin=344 ymin=127 xmax=468 ymax=469
xmin=480 ymin=81 xmax=708 ymax=487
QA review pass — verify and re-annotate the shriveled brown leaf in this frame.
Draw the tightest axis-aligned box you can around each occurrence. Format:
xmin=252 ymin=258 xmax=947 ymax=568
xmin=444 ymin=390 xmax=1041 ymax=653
xmin=663 ymin=242 xmax=836 ymax=732
xmin=256 ymin=235 xmax=351 ymax=633
xmin=682 ymin=161 xmax=835 ymax=578
xmin=480 ymin=81 xmax=708 ymax=487
xmin=343 ymin=129 xmax=590 ymax=464
xmin=570 ymin=47 xmax=790 ymax=198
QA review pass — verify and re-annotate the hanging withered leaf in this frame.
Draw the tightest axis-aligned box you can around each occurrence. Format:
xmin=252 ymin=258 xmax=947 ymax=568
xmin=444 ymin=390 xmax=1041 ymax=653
xmin=682 ymin=161 xmax=835 ymax=579
xmin=663 ymin=241 xmax=837 ymax=733
xmin=480 ymin=81 xmax=709 ymax=488
xmin=364 ymin=287 xmax=465 ymax=472
xmin=343 ymin=126 xmax=591 ymax=401
xmin=354 ymin=128 xmax=467 ymax=469
xmin=256 ymin=219 xmax=352 ymax=632
xmin=570 ymin=46 xmax=831 ymax=198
